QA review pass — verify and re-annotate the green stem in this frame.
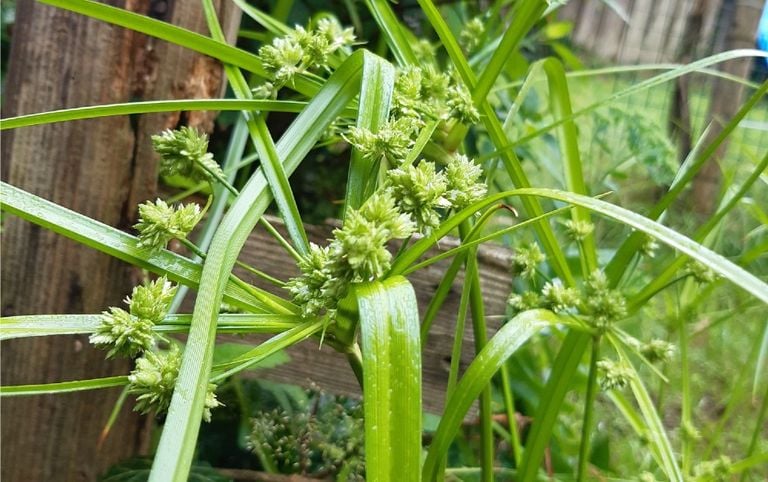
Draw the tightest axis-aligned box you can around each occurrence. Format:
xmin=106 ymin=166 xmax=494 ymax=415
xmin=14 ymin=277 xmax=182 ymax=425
xmin=576 ymin=336 xmax=601 ymax=482
xmin=499 ymin=362 xmax=523 ymax=466
xmin=460 ymin=221 xmax=494 ymax=482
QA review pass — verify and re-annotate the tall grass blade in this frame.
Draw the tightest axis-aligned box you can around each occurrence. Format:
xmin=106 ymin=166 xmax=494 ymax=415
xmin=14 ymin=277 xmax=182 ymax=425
xmin=1 ymin=376 xmax=128 ymax=397
xmin=358 ymin=277 xmax=422 ymax=482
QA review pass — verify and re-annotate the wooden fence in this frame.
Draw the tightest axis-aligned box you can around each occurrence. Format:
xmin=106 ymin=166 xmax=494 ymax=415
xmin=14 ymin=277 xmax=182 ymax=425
xmin=558 ymin=0 xmax=730 ymax=64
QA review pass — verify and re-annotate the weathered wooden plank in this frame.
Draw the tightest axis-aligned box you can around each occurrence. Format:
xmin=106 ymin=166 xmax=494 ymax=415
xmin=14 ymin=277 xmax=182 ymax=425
xmin=0 ymin=2 xmax=241 ymax=480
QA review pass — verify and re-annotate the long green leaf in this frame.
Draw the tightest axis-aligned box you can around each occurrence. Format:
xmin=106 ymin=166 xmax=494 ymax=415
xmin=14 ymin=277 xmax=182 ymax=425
xmin=514 ymin=188 xmax=768 ymax=305
xmin=423 ymin=309 xmax=560 ymax=480
xmin=345 ymin=56 xmax=395 ymax=210
xmin=202 ymin=0 xmax=309 ymax=255
xmin=611 ymin=338 xmax=684 ymax=481
xmin=1 ymin=376 xmax=128 ymax=397
xmin=358 ymin=277 xmax=421 ymax=482
xmin=0 ymin=99 xmax=309 ymax=131
xmin=364 ymin=0 xmax=417 ymax=65
xmin=0 ymin=182 xmax=271 ymax=313
xmin=150 ymin=50 xmax=391 ymax=482
xmin=0 ymin=314 xmax=300 ymax=340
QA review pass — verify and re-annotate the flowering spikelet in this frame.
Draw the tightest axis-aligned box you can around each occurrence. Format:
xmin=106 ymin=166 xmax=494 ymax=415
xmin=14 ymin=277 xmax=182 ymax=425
xmin=584 ymin=270 xmax=627 ymax=331
xmin=447 ymin=82 xmax=480 ymax=124
xmin=343 ymin=117 xmax=418 ymax=166
xmin=460 ymin=17 xmax=485 ymax=52
xmin=90 ymin=307 xmax=155 ymax=359
xmin=563 ymin=219 xmax=594 ymax=242
xmin=287 ymin=193 xmax=414 ymax=318
xmin=134 ymin=199 xmax=201 ymax=250
xmin=507 ymin=291 xmax=542 ymax=315
xmin=89 ymin=276 xmax=176 ymax=358
xmin=126 ymin=276 xmax=177 ymax=322
xmin=597 ymin=358 xmax=633 ymax=390
xmin=152 ymin=127 xmax=223 ymax=182
xmin=512 ymin=242 xmax=546 ymax=279
xmin=128 ymin=345 xmax=221 ymax=421
xmin=386 ymin=161 xmax=450 ymax=234
xmin=639 ymin=339 xmax=675 ymax=364
xmin=259 ymin=37 xmax=305 ymax=86
xmin=444 ymin=154 xmax=487 ymax=210
xmin=541 ymin=279 xmax=580 ymax=313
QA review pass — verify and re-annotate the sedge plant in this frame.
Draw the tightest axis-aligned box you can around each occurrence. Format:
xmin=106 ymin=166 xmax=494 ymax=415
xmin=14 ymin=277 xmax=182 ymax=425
xmin=1 ymin=0 xmax=767 ymax=481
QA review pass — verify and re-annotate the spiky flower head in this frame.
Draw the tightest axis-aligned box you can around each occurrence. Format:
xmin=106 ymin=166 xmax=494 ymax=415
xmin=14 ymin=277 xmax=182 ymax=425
xmin=251 ymin=82 xmax=276 ymax=99
xmin=541 ymin=279 xmax=580 ymax=313
xmin=358 ymin=192 xmax=416 ymax=240
xmin=334 ymin=211 xmax=392 ymax=280
xmin=134 ymin=199 xmax=201 ymax=250
xmin=639 ymin=339 xmax=675 ymax=364
xmin=287 ymin=193 xmax=415 ymax=318
xmin=288 ymin=243 xmax=346 ymax=318
xmin=386 ymin=161 xmax=450 ymax=234
xmin=392 ymin=66 xmax=426 ymax=120
xmin=315 ymin=17 xmax=356 ymax=53
xmin=460 ymin=17 xmax=485 ymax=52
xmin=444 ymin=154 xmax=487 ymax=211
xmin=152 ymin=127 xmax=223 ymax=182
xmin=412 ymin=39 xmax=436 ymax=63
xmin=90 ymin=276 xmax=178 ymax=358
xmin=89 ymin=307 xmax=155 ymax=359
xmin=692 ymin=455 xmax=731 ymax=482
xmin=512 ymin=242 xmax=545 ymax=279
xmin=259 ymin=36 xmax=305 ymax=86
xmin=127 ymin=276 xmax=177 ymax=323
xmin=507 ymin=291 xmax=542 ymax=315
xmin=597 ymin=358 xmax=633 ymax=391
xmin=447 ymin=82 xmax=480 ymax=124
xmin=640 ymin=235 xmax=659 ymax=258
xmin=584 ymin=270 xmax=627 ymax=331
xmin=563 ymin=219 xmax=594 ymax=242
xmin=343 ymin=116 xmax=417 ymax=166
xmin=128 ymin=345 xmax=221 ymax=421
xmin=687 ymin=260 xmax=718 ymax=284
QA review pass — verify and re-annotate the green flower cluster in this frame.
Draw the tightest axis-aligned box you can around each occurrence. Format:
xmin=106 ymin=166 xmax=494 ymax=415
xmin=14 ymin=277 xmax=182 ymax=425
xmin=343 ymin=117 xmax=419 ymax=166
xmin=90 ymin=277 xmax=176 ymax=359
xmin=562 ymin=219 xmax=594 ymax=242
xmin=128 ymin=345 xmax=221 ymax=422
xmin=390 ymin=64 xmax=479 ymax=126
xmin=506 ymin=267 xmax=628 ymax=332
xmin=460 ymin=17 xmax=485 ymax=52
xmin=258 ymin=17 xmax=355 ymax=88
xmin=288 ymin=154 xmax=486 ymax=318
xmin=287 ymin=192 xmax=415 ymax=318
xmin=152 ymin=127 xmax=224 ymax=183
xmin=596 ymin=358 xmax=633 ymax=391
xmin=134 ymin=198 xmax=201 ymax=250
xmin=583 ymin=270 xmax=627 ymax=331
xmin=385 ymin=155 xmax=487 ymax=235
xmin=692 ymin=455 xmax=732 ymax=482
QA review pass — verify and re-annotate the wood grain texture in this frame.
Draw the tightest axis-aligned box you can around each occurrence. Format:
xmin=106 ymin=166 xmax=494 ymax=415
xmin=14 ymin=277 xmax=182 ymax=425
xmin=0 ymin=1 xmax=241 ymax=480
xmin=202 ymin=217 xmax=516 ymax=415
